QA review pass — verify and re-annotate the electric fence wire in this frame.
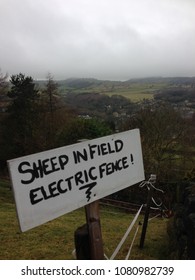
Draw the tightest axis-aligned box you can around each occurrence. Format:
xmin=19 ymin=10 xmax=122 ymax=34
xmin=110 ymin=204 xmax=143 ymax=260
xmin=125 ymin=225 xmax=140 ymax=260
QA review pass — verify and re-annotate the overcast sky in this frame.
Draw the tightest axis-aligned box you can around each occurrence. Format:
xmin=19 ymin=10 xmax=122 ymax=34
xmin=0 ymin=0 xmax=195 ymax=80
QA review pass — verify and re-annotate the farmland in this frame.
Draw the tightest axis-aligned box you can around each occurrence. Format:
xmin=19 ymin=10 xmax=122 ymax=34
xmin=55 ymin=76 xmax=195 ymax=102
xmin=57 ymin=78 xmax=170 ymax=102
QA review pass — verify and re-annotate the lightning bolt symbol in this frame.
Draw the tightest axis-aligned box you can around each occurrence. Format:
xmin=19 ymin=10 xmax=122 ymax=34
xmin=79 ymin=182 xmax=97 ymax=202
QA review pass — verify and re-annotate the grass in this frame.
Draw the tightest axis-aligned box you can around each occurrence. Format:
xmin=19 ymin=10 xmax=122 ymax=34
xmin=0 ymin=179 xmax=169 ymax=260
xmin=104 ymin=83 xmax=169 ymax=102
xmin=61 ymin=82 xmax=169 ymax=102
xmin=101 ymin=208 xmax=169 ymax=260
xmin=105 ymin=91 xmax=154 ymax=102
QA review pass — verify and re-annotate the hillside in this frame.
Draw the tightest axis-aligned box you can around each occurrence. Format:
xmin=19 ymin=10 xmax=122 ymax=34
xmin=57 ymin=76 xmax=195 ymax=89
xmin=52 ymin=77 xmax=195 ymax=103
xmin=0 ymin=179 xmax=169 ymax=260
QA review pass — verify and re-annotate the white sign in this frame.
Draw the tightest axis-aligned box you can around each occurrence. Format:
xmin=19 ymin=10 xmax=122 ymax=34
xmin=8 ymin=129 xmax=145 ymax=232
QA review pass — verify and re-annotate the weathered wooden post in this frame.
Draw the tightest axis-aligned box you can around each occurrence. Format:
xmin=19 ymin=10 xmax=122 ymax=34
xmin=74 ymin=201 xmax=104 ymax=260
xmin=85 ymin=200 xmax=104 ymax=259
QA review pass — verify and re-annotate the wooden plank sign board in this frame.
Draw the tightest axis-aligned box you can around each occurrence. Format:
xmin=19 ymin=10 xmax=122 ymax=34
xmin=7 ymin=129 xmax=145 ymax=232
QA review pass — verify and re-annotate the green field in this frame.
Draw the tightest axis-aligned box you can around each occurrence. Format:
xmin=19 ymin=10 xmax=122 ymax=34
xmin=103 ymin=82 xmax=170 ymax=101
xmin=105 ymin=89 xmax=154 ymax=102
xmin=61 ymin=82 xmax=168 ymax=102
xmin=52 ymin=76 xmax=195 ymax=103
xmin=0 ymin=179 xmax=169 ymax=260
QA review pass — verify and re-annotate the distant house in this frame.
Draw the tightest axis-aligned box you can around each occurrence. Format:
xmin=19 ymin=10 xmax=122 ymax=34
xmin=78 ymin=114 xmax=92 ymax=120
xmin=113 ymin=112 xmax=119 ymax=118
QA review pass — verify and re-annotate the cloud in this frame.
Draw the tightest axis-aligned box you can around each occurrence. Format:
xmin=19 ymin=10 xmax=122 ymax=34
xmin=0 ymin=0 xmax=195 ymax=80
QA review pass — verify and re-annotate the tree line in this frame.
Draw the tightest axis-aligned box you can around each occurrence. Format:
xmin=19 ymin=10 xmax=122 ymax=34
xmin=0 ymin=72 xmax=112 ymax=173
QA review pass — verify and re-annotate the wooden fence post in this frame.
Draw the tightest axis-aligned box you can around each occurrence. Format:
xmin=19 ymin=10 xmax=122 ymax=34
xmin=85 ymin=200 xmax=104 ymax=259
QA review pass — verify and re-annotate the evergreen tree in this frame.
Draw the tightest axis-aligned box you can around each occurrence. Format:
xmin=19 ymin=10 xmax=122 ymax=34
xmin=4 ymin=73 xmax=40 ymax=157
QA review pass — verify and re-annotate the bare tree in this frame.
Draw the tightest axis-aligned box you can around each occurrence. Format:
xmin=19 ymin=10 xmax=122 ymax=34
xmin=43 ymin=73 xmax=59 ymax=147
xmin=123 ymin=103 xmax=188 ymax=181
